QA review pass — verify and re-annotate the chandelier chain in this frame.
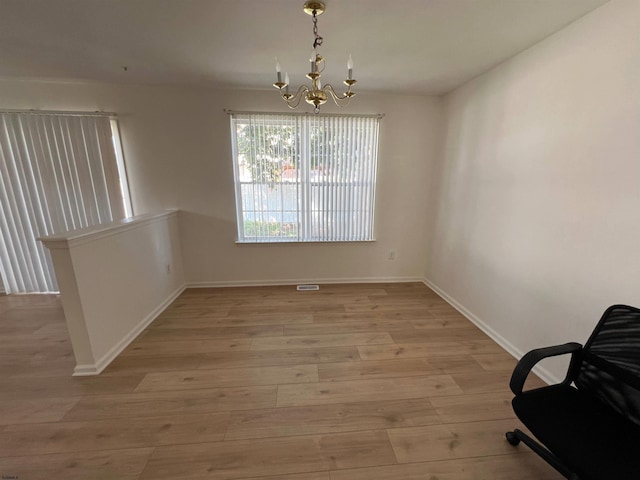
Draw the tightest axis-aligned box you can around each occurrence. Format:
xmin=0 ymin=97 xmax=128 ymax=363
xmin=312 ymin=12 xmax=323 ymax=49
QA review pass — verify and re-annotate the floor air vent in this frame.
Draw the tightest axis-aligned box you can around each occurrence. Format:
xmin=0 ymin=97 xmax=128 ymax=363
xmin=297 ymin=284 xmax=320 ymax=291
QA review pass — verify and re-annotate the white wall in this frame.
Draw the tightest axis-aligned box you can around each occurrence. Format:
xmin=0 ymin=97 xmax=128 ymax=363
xmin=0 ymin=81 xmax=441 ymax=286
xmin=180 ymin=91 xmax=440 ymax=285
xmin=41 ymin=211 xmax=185 ymax=375
xmin=425 ymin=0 xmax=640 ymax=381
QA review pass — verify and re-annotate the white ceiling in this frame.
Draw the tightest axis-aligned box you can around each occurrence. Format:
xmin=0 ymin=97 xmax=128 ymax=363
xmin=0 ymin=0 xmax=609 ymax=95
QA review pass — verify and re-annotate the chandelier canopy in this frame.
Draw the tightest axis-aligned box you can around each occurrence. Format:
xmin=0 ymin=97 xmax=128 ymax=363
xmin=273 ymin=1 xmax=356 ymax=114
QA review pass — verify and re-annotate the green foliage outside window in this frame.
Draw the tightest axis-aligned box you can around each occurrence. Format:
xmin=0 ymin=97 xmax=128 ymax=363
xmin=243 ymin=220 xmax=298 ymax=238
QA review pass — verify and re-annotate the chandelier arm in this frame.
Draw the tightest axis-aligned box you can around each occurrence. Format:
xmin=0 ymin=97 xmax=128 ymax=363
xmin=282 ymin=85 xmax=310 ymax=109
xmin=323 ymin=84 xmax=353 ymax=107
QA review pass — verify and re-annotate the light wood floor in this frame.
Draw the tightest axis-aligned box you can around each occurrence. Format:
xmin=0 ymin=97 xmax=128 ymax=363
xmin=0 ymin=283 xmax=562 ymax=480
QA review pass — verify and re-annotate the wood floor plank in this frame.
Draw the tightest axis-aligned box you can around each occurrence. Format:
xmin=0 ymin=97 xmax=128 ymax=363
xmin=310 ymin=303 xmax=348 ymax=313
xmin=386 ymin=419 xmax=523 ymax=463
xmin=0 ymin=412 xmax=230 ymax=455
xmin=225 ymin=398 xmax=441 ymax=440
xmin=159 ymin=305 xmax=231 ymax=317
xmin=344 ymin=303 xmax=433 ymax=313
xmin=140 ymin=430 xmax=397 ymax=480
xmin=0 ymin=447 xmax=153 ymax=480
xmin=0 ymin=306 xmax=65 ymax=323
xmin=33 ymin=321 xmax=75 ymax=336
xmin=451 ymin=369 xmax=546 ymax=395
xmin=452 ymin=370 xmax=547 ymax=395
xmin=283 ymin=320 xmax=415 ymax=336
xmin=0 ymin=293 xmax=58 ymax=308
xmin=225 ymin=295 xmax=371 ymax=308
xmin=472 ymin=352 xmax=519 ymax=371
xmin=0 ymin=324 xmax=44 ymax=335
xmin=277 ymin=375 xmax=462 ymax=407
xmin=229 ymin=304 xmax=313 ymax=315
xmin=311 ymin=310 xmax=432 ymax=322
xmin=451 ymin=370 xmax=515 ymax=394
xmin=0 ymin=353 xmax=76 ymax=377
xmin=318 ymin=359 xmax=434 ymax=382
xmin=63 ymin=386 xmax=277 ymax=421
xmin=251 ymin=333 xmax=393 ymax=351
xmin=0 ymin=374 xmax=144 ymax=400
xmin=120 ymin=338 xmax=253 ymax=356
xmin=366 ymin=293 xmax=437 ymax=303
xmin=155 ymin=313 xmax=314 ymax=328
xmin=425 ymin=354 xmax=486 ymax=374
xmin=102 ymin=353 xmax=206 ymax=375
xmin=358 ymin=340 xmax=503 ymax=361
xmin=0 ymin=336 xmax=71 ymax=356
xmin=0 ymin=397 xmax=79 ymax=425
xmin=141 ymin=325 xmax=284 ymax=341
xmin=135 ymin=365 xmax=319 ymax=392
xmin=1 ymin=324 xmax=67 ymax=338
xmin=329 ymin=454 xmax=563 ymax=480
xmin=197 ymin=347 xmax=360 ymax=370
xmin=429 ymin=391 xmax=515 ymax=423
xmin=390 ymin=327 xmax=485 ymax=344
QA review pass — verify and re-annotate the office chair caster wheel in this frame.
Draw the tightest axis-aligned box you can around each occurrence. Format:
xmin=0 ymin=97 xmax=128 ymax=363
xmin=506 ymin=431 xmax=521 ymax=446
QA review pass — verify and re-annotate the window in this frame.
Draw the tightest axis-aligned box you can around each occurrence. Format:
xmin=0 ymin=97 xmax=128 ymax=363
xmin=230 ymin=112 xmax=380 ymax=243
xmin=0 ymin=112 xmax=131 ymax=293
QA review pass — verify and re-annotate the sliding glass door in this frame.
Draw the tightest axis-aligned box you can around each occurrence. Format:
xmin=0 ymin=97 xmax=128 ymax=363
xmin=0 ymin=112 xmax=131 ymax=293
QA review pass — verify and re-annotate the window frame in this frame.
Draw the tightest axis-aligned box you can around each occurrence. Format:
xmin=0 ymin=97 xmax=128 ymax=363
xmin=229 ymin=112 xmax=381 ymax=244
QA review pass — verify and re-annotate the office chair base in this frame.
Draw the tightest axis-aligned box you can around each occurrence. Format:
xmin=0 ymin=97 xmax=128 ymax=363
xmin=506 ymin=429 xmax=580 ymax=480
xmin=505 ymin=431 xmax=520 ymax=445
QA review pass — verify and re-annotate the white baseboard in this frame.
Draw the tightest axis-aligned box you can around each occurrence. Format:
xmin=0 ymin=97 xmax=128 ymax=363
xmin=422 ymin=277 xmax=559 ymax=385
xmin=187 ymin=276 xmax=424 ymax=289
xmin=72 ymin=283 xmax=187 ymax=376
xmin=72 ymin=363 xmax=103 ymax=376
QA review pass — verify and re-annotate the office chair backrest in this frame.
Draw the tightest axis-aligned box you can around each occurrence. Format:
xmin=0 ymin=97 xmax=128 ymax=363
xmin=574 ymin=305 xmax=640 ymax=426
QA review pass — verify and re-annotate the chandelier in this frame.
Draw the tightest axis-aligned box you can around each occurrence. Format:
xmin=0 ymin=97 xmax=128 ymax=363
xmin=273 ymin=1 xmax=356 ymax=114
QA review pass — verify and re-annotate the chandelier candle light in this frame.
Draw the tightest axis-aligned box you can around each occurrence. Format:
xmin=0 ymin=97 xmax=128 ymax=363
xmin=273 ymin=1 xmax=356 ymax=114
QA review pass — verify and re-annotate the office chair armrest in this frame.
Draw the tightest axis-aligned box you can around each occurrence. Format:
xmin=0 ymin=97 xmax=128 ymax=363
xmin=509 ymin=342 xmax=582 ymax=395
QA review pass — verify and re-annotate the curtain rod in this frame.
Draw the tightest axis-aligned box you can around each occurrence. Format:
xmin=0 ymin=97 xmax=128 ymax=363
xmin=224 ymin=109 xmax=384 ymax=119
xmin=0 ymin=109 xmax=117 ymax=118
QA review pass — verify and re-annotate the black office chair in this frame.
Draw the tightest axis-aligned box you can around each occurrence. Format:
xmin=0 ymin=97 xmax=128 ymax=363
xmin=505 ymin=304 xmax=640 ymax=480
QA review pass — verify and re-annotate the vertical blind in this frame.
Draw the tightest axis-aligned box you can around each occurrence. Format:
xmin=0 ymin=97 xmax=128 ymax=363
xmin=230 ymin=112 xmax=380 ymax=242
xmin=0 ymin=113 xmax=126 ymax=293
